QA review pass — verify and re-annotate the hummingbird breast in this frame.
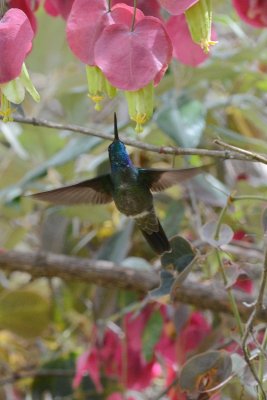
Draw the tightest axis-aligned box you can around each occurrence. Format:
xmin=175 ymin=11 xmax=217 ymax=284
xmin=111 ymin=167 xmax=153 ymax=217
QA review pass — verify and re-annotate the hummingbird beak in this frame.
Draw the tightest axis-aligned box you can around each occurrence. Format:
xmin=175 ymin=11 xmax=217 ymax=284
xmin=114 ymin=112 xmax=119 ymax=141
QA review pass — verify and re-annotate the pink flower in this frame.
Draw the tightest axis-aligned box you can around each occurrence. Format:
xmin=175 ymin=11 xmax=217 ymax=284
xmin=66 ymin=0 xmax=144 ymax=66
xmin=10 ymin=0 xmax=39 ymax=32
xmin=94 ymin=15 xmax=172 ymax=90
xmin=156 ymin=311 xmax=211 ymax=366
xmin=44 ymin=0 xmax=74 ymax=19
xmin=0 ymin=8 xmax=33 ymax=84
xmin=73 ymin=307 xmax=157 ymax=392
xmin=107 ymin=393 xmax=135 ymax=400
xmin=112 ymin=0 xmax=161 ymax=18
xmin=232 ymin=0 xmax=267 ymax=28
xmin=234 ymin=276 xmax=253 ymax=293
xmin=165 ymin=14 xmax=216 ymax=67
xmin=67 ymin=0 xmax=172 ymax=90
xmin=158 ymin=0 xmax=198 ymax=15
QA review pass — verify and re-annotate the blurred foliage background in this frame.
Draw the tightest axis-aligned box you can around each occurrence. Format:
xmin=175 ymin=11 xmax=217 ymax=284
xmin=1 ymin=0 xmax=267 ymax=398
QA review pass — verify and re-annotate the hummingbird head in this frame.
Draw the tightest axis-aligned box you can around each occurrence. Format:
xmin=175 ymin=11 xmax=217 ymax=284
xmin=108 ymin=113 xmax=132 ymax=170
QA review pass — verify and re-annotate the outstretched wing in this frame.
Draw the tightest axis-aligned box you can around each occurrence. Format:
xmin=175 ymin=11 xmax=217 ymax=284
xmin=139 ymin=165 xmax=210 ymax=192
xmin=29 ymin=174 xmax=113 ymax=205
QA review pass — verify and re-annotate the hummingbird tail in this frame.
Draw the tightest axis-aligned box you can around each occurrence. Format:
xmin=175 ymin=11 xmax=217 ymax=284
xmin=140 ymin=220 xmax=171 ymax=255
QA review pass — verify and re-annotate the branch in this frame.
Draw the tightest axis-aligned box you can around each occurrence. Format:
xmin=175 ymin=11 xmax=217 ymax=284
xmin=172 ymin=281 xmax=267 ymax=323
xmin=0 ymin=368 xmax=75 ymax=386
xmin=0 ymin=250 xmax=158 ymax=292
xmin=1 ymin=251 xmax=267 ymax=322
xmin=3 ymin=115 xmax=266 ymax=163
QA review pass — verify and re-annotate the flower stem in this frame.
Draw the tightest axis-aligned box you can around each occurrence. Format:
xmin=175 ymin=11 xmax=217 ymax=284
xmin=0 ymin=0 xmax=6 ymax=18
xmin=232 ymin=195 xmax=267 ymax=202
xmin=258 ymin=328 xmax=267 ymax=400
xmin=131 ymin=0 xmax=137 ymax=31
xmin=215 ymin=249 xmax=243 ymax=336
xmin=107 ymin=0 xmax=111 ymax=12
xmin=214 ymin=195 xmax=232 ymax=240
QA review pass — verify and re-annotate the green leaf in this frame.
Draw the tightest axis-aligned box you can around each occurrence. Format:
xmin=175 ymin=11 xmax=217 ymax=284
xmin=32 ymin=355 xmax=76 ymax=399
xmin=180 ymin=351 xmax=232 ymax=394
xmin=0 ymin=136 xmax=102 ymax=203
xmin=149 ymin=271 xmax=175 ymax=299
xmin=60 ymin=204 xmax=110 ymax=224
xmin=0 ymin=289 xmax=50 ymax=338
xmin=142 ymin=310 xmax=163 ymax=361
xmin=157 ymin=99 xmax=205 ymax=148
xmin=162 ymin=200 xmax=184 ymax=238
xmin=96 ymin=220 xmax=134 ymax=263
xmin=4 ymin=226 xmax=27 ymax=249
xmin=161 ymin=236 xmax=195 ymax=275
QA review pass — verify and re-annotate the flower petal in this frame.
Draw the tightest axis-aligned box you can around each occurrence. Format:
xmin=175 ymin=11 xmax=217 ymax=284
xmin=44 ymin=0 xmax=74 ymax=19
xmin=1 ymin=78 xmax=25 ymax=104
xmin=166 ymin=14 xmax=214 ymax=66
xmin=10 ymin=0 xmax=39 ymax=32
xmin=95 ymin=16 xmax=172 ymax=90
xmin=66 ymin=0 xmax=143 ymax=66
xmin=0 ymin=9 xmax=33 ymax=84
xmin=112 ymin=0 xmax=161 ymax=18
xmin=232 ymin=0 xmax=267 ymax=27
xmin=158 ymin=0 xmax=199 ymax=15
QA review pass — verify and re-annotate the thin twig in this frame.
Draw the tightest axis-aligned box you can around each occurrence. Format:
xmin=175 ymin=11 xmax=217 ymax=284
xmin=214 ymin=139 xmax=267 ymax=165
xmin=241 ymin=247 xmax=267 ymax=400
xmin=2 ymin=115 xmax=266 ymax=162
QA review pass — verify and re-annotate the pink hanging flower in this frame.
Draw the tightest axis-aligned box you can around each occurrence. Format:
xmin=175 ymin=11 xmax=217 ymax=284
xmin=0 ymin=8 xmax=40 ymax=121
xmin=44 ymin=0 xmax=74 ymax=19
xmin=67 ymin=0 xmax=172 ymax=130
xmin=232 ymin=0 xmax=267 ymax=28
xmin=112 ymin=0 xmax=161 ymax=18
xmin=158 ymin=0 xmax=198 ymax=15
xmin=73 ymin=305 xmax=162 ymax=393
xmin=10 ymin=0 xmax=39 ymax=32
xmin=165 ymin=14 xmax=216 ymax=66
xmin=67 ymin=0 xmax=144 ymax=66
xmin=94 ymin=16 xmax=172 ymax=91
xmin=0 ymin=8 xmax=33 ymax=84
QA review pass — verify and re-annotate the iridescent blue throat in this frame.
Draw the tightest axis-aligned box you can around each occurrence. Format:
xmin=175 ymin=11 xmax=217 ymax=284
xmin=108 ymin=140 xmax=133 ymax=172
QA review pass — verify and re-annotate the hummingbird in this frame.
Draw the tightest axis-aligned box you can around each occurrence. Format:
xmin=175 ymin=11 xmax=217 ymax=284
xmin=31 ymin=113 xmax=208 ymax=254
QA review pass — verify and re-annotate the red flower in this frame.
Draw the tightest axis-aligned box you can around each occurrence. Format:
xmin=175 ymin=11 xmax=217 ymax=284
xmin=232 ymin=0 xmax=267 ymax=28
xmin=156 ymin=311 xmax=211 ymax=366
xmin=165 ymin=14 xmax=216 ymax=66
xmin=73 ymin=306 xmax=157 ymax=391
xmin=158 ymin=0 xmax=198 ymax=15
xmin=0 ymin=8 xmax=33 ymax=84
xmin=234 ymin=276 xmax=253 ymax=294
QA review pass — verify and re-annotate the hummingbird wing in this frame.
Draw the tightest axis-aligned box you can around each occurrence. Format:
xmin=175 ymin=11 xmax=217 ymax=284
xmin=139 ymin=165 xmax=208 ymax=192
xmin=29 ymin=175 xmax=113 ymax=205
